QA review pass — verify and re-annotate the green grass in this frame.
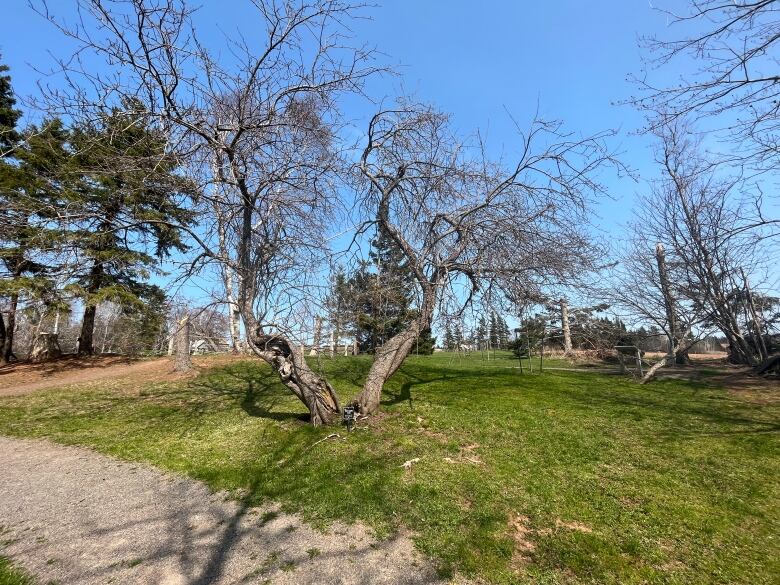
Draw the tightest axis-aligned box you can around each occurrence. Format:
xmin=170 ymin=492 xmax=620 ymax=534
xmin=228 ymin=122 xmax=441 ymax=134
xmin=0 ymin=557 xmax=34 ymax=585
xmin=0 ymin=352 xmax=777 ymax=584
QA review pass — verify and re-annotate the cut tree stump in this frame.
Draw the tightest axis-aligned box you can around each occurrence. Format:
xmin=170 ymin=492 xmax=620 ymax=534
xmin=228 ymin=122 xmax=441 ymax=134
xmin=29 ymin=333 xmax=62 ymax=363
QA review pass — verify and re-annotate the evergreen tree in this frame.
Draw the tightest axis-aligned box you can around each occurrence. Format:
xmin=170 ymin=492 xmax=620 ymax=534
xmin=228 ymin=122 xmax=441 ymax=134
xmin=476 ymin=314 xmax=488 ymax=350
xmin=0 ymin=58 xmax=21 ymax=362
xmin=65 ymin=108 xmax=195 ymax=354
xmin=0 ymin=60 xmax=66 ymax=362
xmin=454 ymin=323 xmax=464 ymax=349
xmin=337 ymin=224 xmax=430 ymax=353
xmin=413 ymin=328 xmax=436 ymax=355
xmin=489 ymin=312 xmax=499 ymax=349
xmin=498 ymin=315 xmax=510 ymax=349
xmin=0 ymin=59 xmax=20 ymax=153
xmin=443 ymin=323 xmax=455 ymax=350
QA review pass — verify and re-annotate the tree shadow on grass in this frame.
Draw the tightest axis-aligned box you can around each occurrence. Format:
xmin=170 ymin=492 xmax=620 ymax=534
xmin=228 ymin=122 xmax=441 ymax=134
xmin=559 ymin=374 xmax=780 ymax=439
xmin=186 ymin=362 xmax=309 ymax=423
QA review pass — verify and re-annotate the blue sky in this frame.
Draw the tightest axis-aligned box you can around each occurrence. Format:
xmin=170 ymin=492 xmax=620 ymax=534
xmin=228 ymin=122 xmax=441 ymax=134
xmin=1 ymin=1 xmax=776 ymax=316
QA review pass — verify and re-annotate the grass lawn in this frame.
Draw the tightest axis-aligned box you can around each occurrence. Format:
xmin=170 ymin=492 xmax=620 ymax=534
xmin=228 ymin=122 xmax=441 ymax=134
xmin=0 ymin=557 xmax=35 ymax=585
xmin=0 ymin=352 xmax=777 ymax=584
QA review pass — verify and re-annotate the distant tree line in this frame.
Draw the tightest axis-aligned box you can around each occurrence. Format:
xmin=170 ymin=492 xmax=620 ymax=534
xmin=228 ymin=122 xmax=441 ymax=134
xmin=442 ymin=313 xmax=511 ymax=351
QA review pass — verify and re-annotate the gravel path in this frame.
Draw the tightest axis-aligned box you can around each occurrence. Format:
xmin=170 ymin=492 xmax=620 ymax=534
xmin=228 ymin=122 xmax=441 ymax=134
xmin=0 ymin=437 xmax=444 ymax=585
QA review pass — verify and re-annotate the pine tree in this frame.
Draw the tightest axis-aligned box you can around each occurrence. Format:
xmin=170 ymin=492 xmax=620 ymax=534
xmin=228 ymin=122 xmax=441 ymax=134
xmin=0 ymin=57 xmax=21 ymax=362
xmin=0 ymin=59 xmax=65 ymax=362
xmin=443 ymin=323 xmax=455 ymax=350
xmin=337 ymin=224 xmax=430 ymax=353
xmin=489 ymin=312 xmax=499 ymax=349
xmin=65 ymin=108 xmax=196 ymax=354
xmin=497 ymin=315 xmax=510 ymax=349
xmin=476 ymin=314 xmax=488 ymax=350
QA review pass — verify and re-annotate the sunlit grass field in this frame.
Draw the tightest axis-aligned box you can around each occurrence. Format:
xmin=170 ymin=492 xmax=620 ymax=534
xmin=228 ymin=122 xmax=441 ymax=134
xmin=0 ymin=352 xmax=777 ymax=584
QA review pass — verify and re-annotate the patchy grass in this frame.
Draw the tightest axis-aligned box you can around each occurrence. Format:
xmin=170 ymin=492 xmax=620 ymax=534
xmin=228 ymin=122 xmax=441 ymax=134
xmin=0 ymin=352 xmax=777 ymax=584
xmin=0 ymin=557 xmax=35 ymax=585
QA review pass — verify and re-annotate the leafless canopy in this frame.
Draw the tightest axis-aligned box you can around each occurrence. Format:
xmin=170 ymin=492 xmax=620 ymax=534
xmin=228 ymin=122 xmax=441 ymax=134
xmin=351 ymin=103 xmax=622 ymax=413
xmin=633 ymin=0 xmax=780 ymax=170
xmin=358 ymin=104 xmax=619 ymax=314
xmin=613 ymin=119 xmax=776 ymax=369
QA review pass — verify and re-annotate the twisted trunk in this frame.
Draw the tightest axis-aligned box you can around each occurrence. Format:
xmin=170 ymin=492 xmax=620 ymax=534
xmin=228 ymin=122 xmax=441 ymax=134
xmin=252 ymin=329 xmax=342 ymax=425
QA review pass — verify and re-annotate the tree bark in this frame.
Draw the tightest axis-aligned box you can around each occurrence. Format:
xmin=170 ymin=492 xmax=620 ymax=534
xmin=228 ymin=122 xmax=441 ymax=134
xmin=1 ymin=292 xmax=19 ymax=364
xmin=173 ymin=316 xmax=192 ymax=372
xmin=30 ymin=333 xmax=62 ymax=363
xmin=79 ymin=303 xmax=97 ymax=356
xmin=655 ymin=243 xmax=678 ymax=365
xmin=354 ymin=291 xmax=435 ymax=415
xmin=225 ymin=269 xmax=243 ymax=353
xmin=0 ymin=311 xmax=6 ymax=365
xmin=356 ymin=326 xmax=419 ymax=414
xmin=167 ymin=327 xmax=175 ymax=356
xmin=79 ymin=261 xmax=104 ymax=356
xmin=560 ymin=298 xmax=572 ymax=355
xmin=310 ymin=315 xmax=322 ymax=356
xmin=640 ymin=327 xmax=695 ymax=384
xmin=251 ymin=329 xmax=341 ymax=426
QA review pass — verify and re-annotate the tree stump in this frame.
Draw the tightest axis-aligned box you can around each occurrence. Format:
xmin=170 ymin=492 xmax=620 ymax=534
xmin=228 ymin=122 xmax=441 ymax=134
xmin=30 ymin=333 xmax=62 ymax=363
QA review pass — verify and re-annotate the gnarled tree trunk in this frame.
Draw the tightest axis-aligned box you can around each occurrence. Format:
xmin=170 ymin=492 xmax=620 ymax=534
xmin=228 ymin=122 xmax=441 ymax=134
xmin=252 ymin=330 xmax=341 ymax=426
xmin=356 ymin=326 xmax=419 ymax=414
xmin=354 ymin=291 xmax=435 ymax=415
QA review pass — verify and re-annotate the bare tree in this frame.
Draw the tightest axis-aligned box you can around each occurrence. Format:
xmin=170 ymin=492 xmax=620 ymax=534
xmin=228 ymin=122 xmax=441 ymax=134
xmin=34 ymin=0 xmax=379 ymax=424
xmin=617 ymin=119 xmax=776 ymax=370
xmin=36 ymin=2 xmax=621 ymax=421
xmin=353 ymin=104 xmax=621 ymax=413
xmin=633 ymin=0 xmax=780 ymax=174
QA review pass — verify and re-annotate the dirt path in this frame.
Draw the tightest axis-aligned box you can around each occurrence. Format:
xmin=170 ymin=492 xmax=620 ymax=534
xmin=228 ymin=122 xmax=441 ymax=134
xmin=0 ymin=355 xmax=250 ymax=397
xmin=0 ymin=437 xmax=443 ymax=585
xmin=0 ymin=356 xmax=178 ymax=397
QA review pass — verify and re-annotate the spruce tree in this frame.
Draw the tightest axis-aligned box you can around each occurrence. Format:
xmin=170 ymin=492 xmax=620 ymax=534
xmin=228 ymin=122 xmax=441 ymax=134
xmin=66 ymin=108 xmax=195 ymax=354
xmin=476 ymin=314 xmax=488 ymax=350
xmin=489 ymin=312 xmax=499 ymax=349
xmin=339 ymin=224 xmax=431 ymax=353
xmin=0 ymin=57 xmax=21 ymax=361
xmin=0 ymin=60 xmax=66 ymax=362
xmin=444 ymin=323 xmax=455 ymax=350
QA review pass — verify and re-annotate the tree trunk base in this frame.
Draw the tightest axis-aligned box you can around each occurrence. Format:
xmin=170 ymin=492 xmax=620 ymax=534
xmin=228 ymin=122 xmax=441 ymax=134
xmin=30 ymin=333 xmax=62 ymax=363
xmin=252 ymin=332 xmax=341 ymax=426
